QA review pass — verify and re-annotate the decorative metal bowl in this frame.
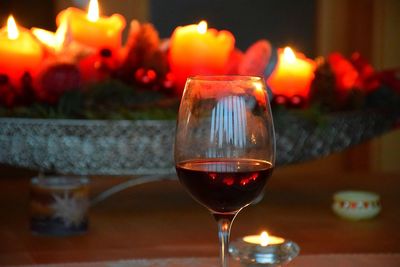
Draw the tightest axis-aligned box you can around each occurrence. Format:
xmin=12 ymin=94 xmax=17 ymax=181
xmin=0 ymin=110 xmax=396 ymax=175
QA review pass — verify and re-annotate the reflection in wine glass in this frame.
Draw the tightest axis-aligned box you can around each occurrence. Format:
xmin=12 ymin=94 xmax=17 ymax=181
xmin=207 ymin=95 xmax=247 ymax=158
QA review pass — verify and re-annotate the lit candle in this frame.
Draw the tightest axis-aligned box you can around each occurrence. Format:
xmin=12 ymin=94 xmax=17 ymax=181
xmin=267 ymin=47 xmax=315 ymax=98
xmin=169 ymin=21 xmax=235 ymax=93
xmin=230 ymin=231 xmax=300 ymax=266
xmin=56 ymin=0 xmax=126 ymax=52
xmin=243 ymin=231 xmax=285 ymax=246
xmin=0 ymin=15 xmax=43 ymax=87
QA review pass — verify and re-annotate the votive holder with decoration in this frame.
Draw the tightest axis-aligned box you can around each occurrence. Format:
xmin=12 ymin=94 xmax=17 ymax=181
xmin=229 ymin=231 xmax=300 ymax=266
xmin=30 ymin=176 xmax=90 ymax=236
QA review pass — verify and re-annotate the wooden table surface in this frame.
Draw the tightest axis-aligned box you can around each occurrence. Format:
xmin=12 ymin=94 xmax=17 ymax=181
xmin=0 ymin=163 xmax=399 ymax=265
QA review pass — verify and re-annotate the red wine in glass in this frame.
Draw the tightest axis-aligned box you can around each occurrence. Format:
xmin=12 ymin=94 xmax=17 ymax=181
xmin=176 ymin=159 xmax=273 ymax=214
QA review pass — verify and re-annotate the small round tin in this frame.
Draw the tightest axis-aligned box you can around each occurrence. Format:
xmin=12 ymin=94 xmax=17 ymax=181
xmin=332 ymin=190 xmax=381 ymax=220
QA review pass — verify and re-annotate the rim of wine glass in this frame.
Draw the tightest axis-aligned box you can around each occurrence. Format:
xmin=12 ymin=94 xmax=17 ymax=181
xmin=187 ymin=75 xmax=263 ymax=82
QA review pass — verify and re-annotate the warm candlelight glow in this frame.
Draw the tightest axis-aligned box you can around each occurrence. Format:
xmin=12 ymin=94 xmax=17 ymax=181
xmin=197 ymin=20 xmax=207 ymax=34
xmin=169 ymin=21 xmax=235 ymax=93
xmin=56 ymin=1 xmax=125 ymax=51
xmin=32 ymin=20 xmax=67 ymax=51
xmin=254 ymin=80 xmax=264 ymax=93
xmin=87 ymin=0 xmax=100 ymax=22
xmin=260 ymin=231 xmax=270 ymax=246
xmin=267 ymin=46 xmax=315 ymax=98
xmin=32 ymin=28 xmax=57 ymax=48
xmin=253 ymin=79 xmax=267 ymax=104
xmin=55 ymin=20 xmax=68 ymax=48
xmin=243 ymin=231 xmax=285 ymax=246
xmin=283 ymin=47 xmax=296 ymax=64
xmin=0 ymin=16 xmax=43 ymax=88
xmin=7 ymin=15 xmax=19 ymax=40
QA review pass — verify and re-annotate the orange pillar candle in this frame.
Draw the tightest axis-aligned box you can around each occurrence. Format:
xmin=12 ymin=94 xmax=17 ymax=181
xmin=267 ymin=47 xmax=315 ymax=98
xmin=169 ymin=21 xmax=235 ymax=93
xmin=56 ymin=0 xmax=126 ymax=51
xmin=0 ymin=15 xmax=43 ymax=87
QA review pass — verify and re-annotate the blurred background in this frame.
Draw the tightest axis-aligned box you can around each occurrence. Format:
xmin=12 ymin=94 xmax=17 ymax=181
xmin=0 ymin=0 xmax=399 ymax=172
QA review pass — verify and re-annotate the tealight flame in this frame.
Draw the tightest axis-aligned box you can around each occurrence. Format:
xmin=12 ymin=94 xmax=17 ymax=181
xmin=197 ymin=20 xmax=207 ymax=34
xmin=7 ymin=15 xmax=19 ymax=40
xmin=260 ymin=231 xmax=270 ymax=247
xmin=283 ymin=46 xmax=296 ymax=64
xmin=87 ymin=0 xmax=100 ymax=22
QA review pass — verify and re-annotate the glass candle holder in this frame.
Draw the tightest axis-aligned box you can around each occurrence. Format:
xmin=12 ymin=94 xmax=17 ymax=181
xmin=30 ymin=176 xmax=90 ymax=236
xmin=229 ymin=232 xmax=300 ymax=267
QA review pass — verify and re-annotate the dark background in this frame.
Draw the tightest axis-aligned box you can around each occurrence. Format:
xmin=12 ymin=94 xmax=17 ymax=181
xmin=150 ymin=0 xmax=316 ymax=55
xmin=0 ymin=0 xmax=56 ymax=30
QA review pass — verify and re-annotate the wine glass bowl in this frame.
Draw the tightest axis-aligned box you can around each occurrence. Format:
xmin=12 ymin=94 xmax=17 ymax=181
xmin=174 ymin=75 xmax=275 ymax=266
xmin=176 ymin=159 xmax=273 ymax=214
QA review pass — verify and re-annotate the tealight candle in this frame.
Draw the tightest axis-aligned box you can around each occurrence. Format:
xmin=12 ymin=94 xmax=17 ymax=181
xmin=243 ymin=231 xmax=285 ymax=246
xmin=230 ymin=231 xmax=299 ymax=266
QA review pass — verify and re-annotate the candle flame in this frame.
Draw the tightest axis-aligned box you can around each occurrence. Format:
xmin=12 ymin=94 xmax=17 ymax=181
xmin=32 ymin=20 xmax=67 ymax=51
xmin=197 ymin=20 xmax=207 ymax=34
xmin=55 ymin=19 xmax=68 ymax=49
xmin=87 ymin=0 xmax=100 ymax=22
xmin=7 ymin=15 xmax=19 ymax=40
xmin=283 ymin=46 xmax=296 ymax=64
xmin=32 ymin=28 xmax=56 ymax=47
xmin=260 ymin=231 xmax=270 ymax=247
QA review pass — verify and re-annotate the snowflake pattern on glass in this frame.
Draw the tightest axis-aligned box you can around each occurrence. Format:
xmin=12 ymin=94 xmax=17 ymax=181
xmin=30 ymin=176 xmax=90 ymax=236
xmin=51 ymin=192 xmax=89 ymax=227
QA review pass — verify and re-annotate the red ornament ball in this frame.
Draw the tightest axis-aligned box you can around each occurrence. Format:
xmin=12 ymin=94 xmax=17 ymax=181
xmin=288 ymin=95 xmax=306 ymax=108
xmin=162 ymin=73 xmax=175 ymax=89
xmin=134 ymin=68 xmax=157 ymax=86
xmin=35 ymin=63 xmax=81 ymax=104
xmin=273 ymin=95 xmax=288 ymax=106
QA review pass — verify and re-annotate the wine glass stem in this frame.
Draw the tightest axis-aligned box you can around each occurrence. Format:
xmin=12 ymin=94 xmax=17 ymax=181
xmin=215 ymin=214 xmax=236 ymax=267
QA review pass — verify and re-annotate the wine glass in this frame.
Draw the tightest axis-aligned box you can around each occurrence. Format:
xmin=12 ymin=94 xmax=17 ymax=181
xmin=174 ymin=75 xmax=275 ymax=267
